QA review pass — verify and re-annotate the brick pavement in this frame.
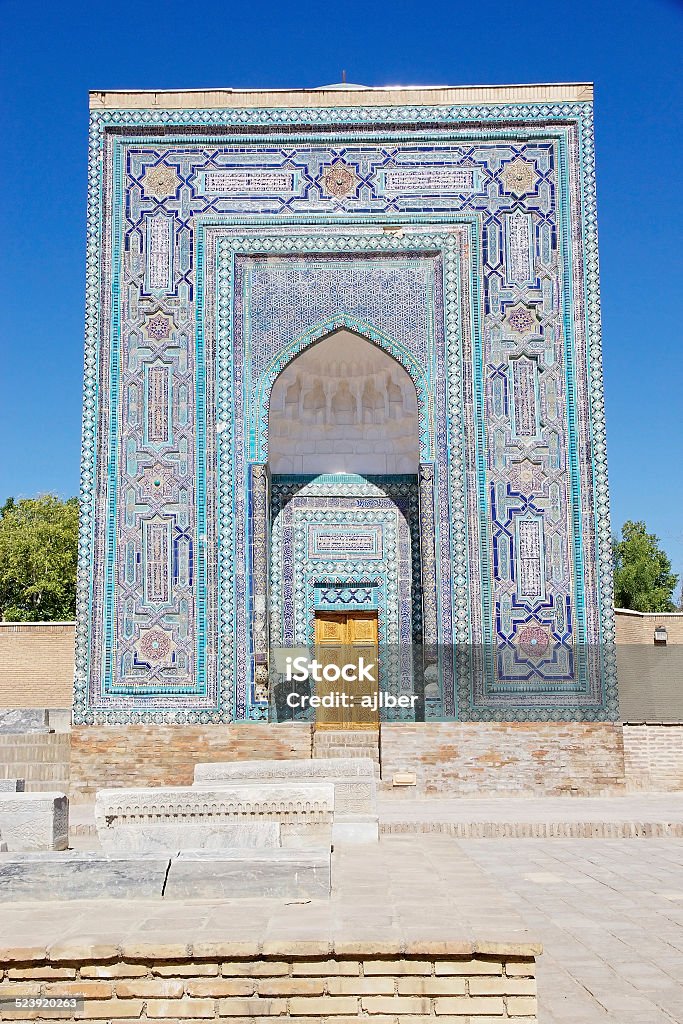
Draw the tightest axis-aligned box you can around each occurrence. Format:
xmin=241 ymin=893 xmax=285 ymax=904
xmin=463 ymin=838 xmax=683 ymax=1023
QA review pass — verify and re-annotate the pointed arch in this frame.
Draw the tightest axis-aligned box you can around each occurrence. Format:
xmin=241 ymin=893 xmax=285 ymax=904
xmin=248 ymin=313 xmax=434 ymax=462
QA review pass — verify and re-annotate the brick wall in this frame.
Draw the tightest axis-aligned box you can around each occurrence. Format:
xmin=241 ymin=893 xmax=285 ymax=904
xmin=0 ymin=623 xmax=74 ymax=709
xmin=615 ymin=609 xmax=683 ymax=723
xmin=615 ymin=608 xmax=683 ymax=644
xmin=623 ymin=724 xmax=683 ymax=791
xmin=0 ymin=947 xmax=538 ymax=1022
xmin=69 ymin=724 xmax=314 ymax=802
xmin=380 ymin=722 xmax=625 ymax=795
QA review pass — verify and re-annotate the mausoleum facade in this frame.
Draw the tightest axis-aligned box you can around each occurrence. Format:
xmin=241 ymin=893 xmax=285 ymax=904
xmin=75 ymin=83 xmax=617 ymax=728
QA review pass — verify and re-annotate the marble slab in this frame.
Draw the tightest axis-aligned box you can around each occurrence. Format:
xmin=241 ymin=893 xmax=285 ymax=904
xmin=0 ymin=852 xmax=170 ymax=900
xmin=332 ymin=813 xmax=380 ymax=844
xmin=98 ymin=821 xmax=281 ymax=856
xmin=192 ymin=759 xmax=377 ymax=815
xmin=164 ymin=848 xmax=331 ymax=899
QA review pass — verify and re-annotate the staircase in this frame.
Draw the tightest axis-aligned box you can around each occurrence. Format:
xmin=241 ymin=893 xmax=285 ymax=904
xmin=313 ymin=728 xmax=380 ymax=775
xmin=0 ymin=733 xmax=70 ymax=793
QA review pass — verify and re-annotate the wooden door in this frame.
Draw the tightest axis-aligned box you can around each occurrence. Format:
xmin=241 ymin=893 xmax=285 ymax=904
xmin=314 ymin=611 xmax=379 ymax=729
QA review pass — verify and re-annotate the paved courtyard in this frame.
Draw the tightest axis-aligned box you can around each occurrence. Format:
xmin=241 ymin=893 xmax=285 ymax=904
xmin=8 ymin=800 xmax=683 ymax=1021
xmin=464 ymin=838 xmax=683 ymax=1023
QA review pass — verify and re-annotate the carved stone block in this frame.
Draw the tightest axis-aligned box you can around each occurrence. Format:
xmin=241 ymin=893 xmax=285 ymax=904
xmin=193 ymin=759 xmax=377 ymax=816
xmin=0 ymin=792 xmax=68 ymax=851
xmin=95 ymin=783 xmax=334 ymax=854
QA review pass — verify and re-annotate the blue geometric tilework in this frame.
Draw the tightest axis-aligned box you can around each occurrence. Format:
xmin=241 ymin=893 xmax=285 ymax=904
xmin=74 ymin=97 xmax=617 ymax=724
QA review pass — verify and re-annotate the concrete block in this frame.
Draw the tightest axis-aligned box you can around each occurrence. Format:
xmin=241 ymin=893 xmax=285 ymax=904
xmin=0 ymin=792 xmax=68 ymax=851
xmin=0 ymin=779 xmax=26 ymax=792
xmin=95 ymin=783 xmax=334 ymax=854
xmin=0 ymin=709 xmax=49 ymax=734
xmin=332 ymin=813 xmax=379 ymax=844
xmin=164 ymin=848 xmax=331 ymax=899
xmin=0 ymin=852 xmax=170 ymax=900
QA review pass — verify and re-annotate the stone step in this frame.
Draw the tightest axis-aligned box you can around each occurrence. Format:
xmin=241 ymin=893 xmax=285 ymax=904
xmin=314 ymin=746 xmax=379 ymax=759
xmin=313 ymin=730 xmax=380 ymax=772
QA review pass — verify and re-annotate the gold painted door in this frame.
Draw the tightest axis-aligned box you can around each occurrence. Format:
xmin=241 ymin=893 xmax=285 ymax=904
xmin=314 ymin=611 xmax=379 ymax=729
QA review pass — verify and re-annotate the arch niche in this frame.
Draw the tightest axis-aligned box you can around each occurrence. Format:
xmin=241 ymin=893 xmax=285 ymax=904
xmin=268 ymin=328 xmax=420 ymax=475
xmin=248 ymin=327 xmax=438 ymax=720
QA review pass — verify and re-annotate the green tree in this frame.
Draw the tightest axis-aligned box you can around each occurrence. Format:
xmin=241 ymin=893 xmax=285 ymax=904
xmin=0 ymin=495 xmax=79 ymax=621
xmin=613 ymin=520 xmax=679 ymax=612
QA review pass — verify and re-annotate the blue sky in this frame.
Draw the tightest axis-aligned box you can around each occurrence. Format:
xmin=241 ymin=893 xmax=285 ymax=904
xmin=0 ymin=0 xmax=681 ymax=585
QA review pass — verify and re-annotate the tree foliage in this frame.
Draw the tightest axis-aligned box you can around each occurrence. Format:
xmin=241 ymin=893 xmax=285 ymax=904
xmin=613 ymin=520 xmax=679 ymax=613
xmin=0 ymin=495 xmax=79 ymax=621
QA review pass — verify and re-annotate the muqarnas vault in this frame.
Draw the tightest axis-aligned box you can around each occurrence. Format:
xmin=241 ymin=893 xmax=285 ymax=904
xmin=74 ymin=83 xmax=617 ymax=726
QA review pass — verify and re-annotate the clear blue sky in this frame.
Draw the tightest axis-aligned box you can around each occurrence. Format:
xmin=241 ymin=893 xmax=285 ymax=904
xmin=1 ymin=0 xmax=681 ymax=585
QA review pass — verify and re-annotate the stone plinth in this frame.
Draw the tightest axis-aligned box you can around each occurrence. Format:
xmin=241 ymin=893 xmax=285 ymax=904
xmin=0 ymin=852 xmax=170 ymax=900
xmin=164 ymin=848 xmax=331 ymax=899
xmin=95 ymin=783 xmax=334 ymax=854
xmin=0 ymin=791 xmax=68 ymax=851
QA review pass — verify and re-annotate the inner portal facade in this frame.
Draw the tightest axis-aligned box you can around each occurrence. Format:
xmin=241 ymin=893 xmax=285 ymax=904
xmin=75 ymin=84 xmax=618 ymax=726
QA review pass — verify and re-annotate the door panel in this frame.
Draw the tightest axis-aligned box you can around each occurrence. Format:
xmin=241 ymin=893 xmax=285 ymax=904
xmin=314 ymin=611 xmax=379 ymax=729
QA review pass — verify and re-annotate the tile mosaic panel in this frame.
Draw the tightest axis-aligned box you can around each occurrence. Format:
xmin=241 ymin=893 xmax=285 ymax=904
xmin=75 ymin=98 xmax=617 ymax=724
